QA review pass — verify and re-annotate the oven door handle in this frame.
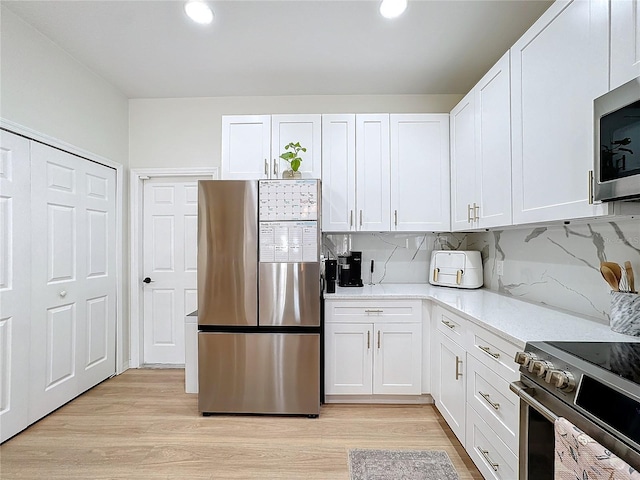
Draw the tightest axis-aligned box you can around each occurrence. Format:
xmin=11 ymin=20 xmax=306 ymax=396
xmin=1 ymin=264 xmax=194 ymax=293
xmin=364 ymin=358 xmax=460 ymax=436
xmin=510 ymin=380 xmax=559 ymax=423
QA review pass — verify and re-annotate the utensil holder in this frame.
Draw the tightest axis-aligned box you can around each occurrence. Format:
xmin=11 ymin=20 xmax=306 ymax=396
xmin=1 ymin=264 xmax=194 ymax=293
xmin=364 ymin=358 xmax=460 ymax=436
xmin=610 ymin=291 xmax=640 ymax=336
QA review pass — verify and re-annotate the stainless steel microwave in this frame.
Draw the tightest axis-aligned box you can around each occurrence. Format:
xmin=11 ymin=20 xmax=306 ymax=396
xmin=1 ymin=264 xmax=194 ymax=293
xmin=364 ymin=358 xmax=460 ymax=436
xmin=593 ymin=77 xmax=640 ymax=202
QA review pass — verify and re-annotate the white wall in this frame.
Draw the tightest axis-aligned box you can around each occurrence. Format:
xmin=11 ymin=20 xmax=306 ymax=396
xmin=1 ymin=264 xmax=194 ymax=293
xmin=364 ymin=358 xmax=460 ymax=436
xmin=0 ymin=7 xmax=129 ymax=165
xmin=128 ymin=94 xmax=462 ymax=169
xmin=0 ymin=6 xmax=131 ymax=368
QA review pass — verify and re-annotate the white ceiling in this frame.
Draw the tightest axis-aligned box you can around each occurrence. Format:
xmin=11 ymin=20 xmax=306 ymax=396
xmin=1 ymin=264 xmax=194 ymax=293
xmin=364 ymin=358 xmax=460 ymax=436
xmin=3 ymin=0 xmax=552 ymax=99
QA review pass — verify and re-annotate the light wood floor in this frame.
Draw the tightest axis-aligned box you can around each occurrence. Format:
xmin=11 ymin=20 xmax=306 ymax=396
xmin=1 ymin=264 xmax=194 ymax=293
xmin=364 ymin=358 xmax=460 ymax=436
xmin=0 ymin=369 xmax=482 ymax=479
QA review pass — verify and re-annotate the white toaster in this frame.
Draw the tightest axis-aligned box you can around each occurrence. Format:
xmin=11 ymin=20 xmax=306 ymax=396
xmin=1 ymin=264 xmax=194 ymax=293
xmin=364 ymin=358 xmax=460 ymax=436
xmin=429 ymin=250 xmax=483 ymax=289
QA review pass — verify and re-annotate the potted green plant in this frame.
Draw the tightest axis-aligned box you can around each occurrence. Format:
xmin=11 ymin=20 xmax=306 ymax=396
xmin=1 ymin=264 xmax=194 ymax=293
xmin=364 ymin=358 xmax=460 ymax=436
xmin=280 ymin=142 xmax=306 ymax=178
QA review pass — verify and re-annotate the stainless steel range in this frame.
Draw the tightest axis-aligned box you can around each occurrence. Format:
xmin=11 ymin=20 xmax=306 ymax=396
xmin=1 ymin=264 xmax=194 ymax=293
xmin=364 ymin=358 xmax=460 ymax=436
xmin=510 ymin=342 xmax=640 ymax=479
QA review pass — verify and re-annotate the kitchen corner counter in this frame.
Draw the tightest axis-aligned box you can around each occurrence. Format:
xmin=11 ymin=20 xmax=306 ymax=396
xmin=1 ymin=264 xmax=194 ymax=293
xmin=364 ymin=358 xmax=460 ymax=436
xmin=324 ymin=284 xmax=639 ymax=348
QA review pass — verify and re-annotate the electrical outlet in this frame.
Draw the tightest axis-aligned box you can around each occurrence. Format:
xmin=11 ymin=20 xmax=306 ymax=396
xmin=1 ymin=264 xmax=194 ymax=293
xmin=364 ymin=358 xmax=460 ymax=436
xmin=496 ymin=260 xmax=504 ymax=276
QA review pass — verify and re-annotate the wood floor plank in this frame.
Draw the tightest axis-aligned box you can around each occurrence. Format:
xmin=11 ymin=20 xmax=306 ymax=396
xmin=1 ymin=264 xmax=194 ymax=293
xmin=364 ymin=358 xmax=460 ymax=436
xmin=0 ymin=369 xmax=483 ymax=479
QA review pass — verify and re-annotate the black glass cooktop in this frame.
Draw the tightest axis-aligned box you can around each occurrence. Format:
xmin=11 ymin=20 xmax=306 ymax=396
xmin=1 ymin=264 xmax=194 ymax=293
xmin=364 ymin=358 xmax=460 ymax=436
xmin=547 ymin=342 xmax=640 ymax=385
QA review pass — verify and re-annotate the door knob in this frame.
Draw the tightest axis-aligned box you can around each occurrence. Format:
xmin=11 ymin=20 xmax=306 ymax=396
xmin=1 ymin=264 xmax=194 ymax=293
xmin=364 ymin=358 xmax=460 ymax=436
xmin=143 ymin=277 xmax=153 ymax=284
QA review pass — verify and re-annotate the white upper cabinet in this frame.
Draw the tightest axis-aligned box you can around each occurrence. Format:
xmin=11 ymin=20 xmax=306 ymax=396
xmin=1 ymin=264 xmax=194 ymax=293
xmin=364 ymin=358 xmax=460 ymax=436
xmin=271 ymin=114 xmax=322 ymax=179
xmin=221 ymin=114 xmax=321 ymax=179
xmin=511 ymin=0 xmax=611 ymax=224
xmin=391 ymin=114 xmax=450 ymax=232
xmin=322 ymin=114 xmax=356 ymax=232
xmin=451 ymin=52 xmax=511 ymax=231
xmin=356 ymin=114 xmax=391 ymax=231
xmin=221 ymin=115 xmax=271 ymax=180
xmin=610 ymin=0 xmax=640 ymax=89
xmin=475 ymin=52 xmax=512 ymax=229
xmin=451 ymin=91 xmax=477 ymax=231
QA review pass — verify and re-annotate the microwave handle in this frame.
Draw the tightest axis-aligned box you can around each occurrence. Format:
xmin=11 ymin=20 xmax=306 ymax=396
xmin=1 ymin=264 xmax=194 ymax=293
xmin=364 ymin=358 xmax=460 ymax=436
xmin=510 ymin=381 xmax=558 ymax=423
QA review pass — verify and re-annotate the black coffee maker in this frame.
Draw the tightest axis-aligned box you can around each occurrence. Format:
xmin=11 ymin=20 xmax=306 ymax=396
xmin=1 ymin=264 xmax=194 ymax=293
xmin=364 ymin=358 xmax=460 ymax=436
xmin=338 ymin=251 xmax=363 ymax=287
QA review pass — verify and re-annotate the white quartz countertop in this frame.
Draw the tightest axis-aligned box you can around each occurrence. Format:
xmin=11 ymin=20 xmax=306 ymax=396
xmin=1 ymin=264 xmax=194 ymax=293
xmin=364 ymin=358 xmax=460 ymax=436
xmin=324 ymin=284 xmax=639 ymax=348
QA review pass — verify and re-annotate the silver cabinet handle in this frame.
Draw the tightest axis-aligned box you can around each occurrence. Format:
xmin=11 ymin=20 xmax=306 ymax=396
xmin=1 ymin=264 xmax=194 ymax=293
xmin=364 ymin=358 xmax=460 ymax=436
xmin=473 ymin=202 xmax=479 ymax=221
xmin=359 ymin=210 xmax=363 ymax=227
xmin=441 ymin=320 xmax=456 ymax=330
xmin=476 ymin=447 xmax=499 ymax=471
xmin=377 ymin=330 xmax=381 ymax=349
xmin=367 ymin=331 xmax=370 ymax=349
xmin=394 ymin=209 xmax=398 ymax=227
xmin=273 ymin=160 xmax=277 ymax=176
xmin=467 ymin=204 xmax=473 ymax=223
xmin=59 ymin=290 xmax=67 ymax=298
xmin=588 ymin=170 xmax=594 ymax=205
xmin=479 ymin=391 xmax=500 ymax=410
xmin=478 ymin=345 xmax=500 ymax=359
xmin=264 ymin=159 xmax=268 ymax=176
xmin=364 ymin=309 xmax=383 ymax=314
xmin=455 ymin=356 xmax=463 ymax=380
xmin=350 ymin=210 xmax=354 ymax=228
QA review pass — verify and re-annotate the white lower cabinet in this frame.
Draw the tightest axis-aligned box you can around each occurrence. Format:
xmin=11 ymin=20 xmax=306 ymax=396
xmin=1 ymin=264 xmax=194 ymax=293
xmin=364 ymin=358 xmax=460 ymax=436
xmin=324 ymin=300 xmax=422 ymax=399
xmin=431 ymin=304 xmax=521 ymax=478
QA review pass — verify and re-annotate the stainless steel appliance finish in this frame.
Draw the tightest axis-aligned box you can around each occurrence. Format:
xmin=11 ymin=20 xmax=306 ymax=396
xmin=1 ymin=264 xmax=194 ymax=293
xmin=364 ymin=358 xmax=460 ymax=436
xmin=511 ymin=342 xmax=640 ymax=479
xmin=197 ymin=179 xmax=321 ymax=417
xmin=198 ymin=332 xmax=320 ymax=415
xmin=198 ymin=180 xmax=258 ymax=327
xmin=259 ymin=263 xmax=321 ymax=327
xmin=594 ymin=76 xmax=640 ymax=202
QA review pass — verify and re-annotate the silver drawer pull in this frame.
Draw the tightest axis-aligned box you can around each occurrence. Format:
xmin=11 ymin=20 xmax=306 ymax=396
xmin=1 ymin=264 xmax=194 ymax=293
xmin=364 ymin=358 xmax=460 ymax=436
xmin=441 ymin=320 xmax=456 ymax=330
xmin=478 ymin=345 xmax=500 ymax=359
xmin=455 ymin=356 xmax=463 ymax=380
xmin=477 ymin=447 xmax=499 ymax=471
xmin=479 ymin=391 xmax=500 ymax=410
xmin=364 ymin=309 xmax=383 ymax=314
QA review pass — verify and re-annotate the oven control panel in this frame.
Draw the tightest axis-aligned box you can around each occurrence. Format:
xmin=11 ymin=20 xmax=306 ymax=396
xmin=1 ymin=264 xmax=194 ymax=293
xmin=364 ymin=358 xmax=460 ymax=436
xmin=515 ymin=350 xmax=576 ymax=393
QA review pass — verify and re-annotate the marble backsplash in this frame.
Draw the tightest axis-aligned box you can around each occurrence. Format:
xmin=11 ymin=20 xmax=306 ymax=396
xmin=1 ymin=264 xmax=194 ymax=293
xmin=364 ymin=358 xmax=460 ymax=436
xmin=322 ymin=232 xmax=469 ymax=284
xmin=323 ymin=219 xmax=639 ymax=324
xmin=466 ymin=219 xmax=640 ymax=324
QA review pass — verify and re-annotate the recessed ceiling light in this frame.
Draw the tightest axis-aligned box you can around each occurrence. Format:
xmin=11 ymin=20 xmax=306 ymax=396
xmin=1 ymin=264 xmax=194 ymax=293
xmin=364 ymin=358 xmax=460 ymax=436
xmin=379 ymin=0 xmax=408 ymax=19
xmin=185 ymin=0 xmax=214 ymax=25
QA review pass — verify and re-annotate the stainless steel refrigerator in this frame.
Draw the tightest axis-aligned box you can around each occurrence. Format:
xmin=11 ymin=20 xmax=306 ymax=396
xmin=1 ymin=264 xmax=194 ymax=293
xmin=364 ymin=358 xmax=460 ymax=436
xmin=197 ymin=179 xmax=321 ymax=416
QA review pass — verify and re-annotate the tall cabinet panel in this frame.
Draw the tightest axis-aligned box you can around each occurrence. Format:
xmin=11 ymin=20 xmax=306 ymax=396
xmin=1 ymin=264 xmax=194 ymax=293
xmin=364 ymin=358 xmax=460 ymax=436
xmin=475 ymin=52 xmax=512 ymax=229
xmin=511 ymin=0 xmax=610 ymax=224
xmin=221 ymin=115 xmax=271 ymax=179
xmin=450 ymin=92 xmax=477 ymax=231
xmin=356 ymin=114 xmax=391 ymax=232
xmin=390 ymin=114 xmax=450 ymax=232
xmin=0 ymin=131 xmax=31 ymax=443
xmin=322 ymin=115 xmax=356 ymax=232
xmin=611 ymin=0 xmax=640 ymax=89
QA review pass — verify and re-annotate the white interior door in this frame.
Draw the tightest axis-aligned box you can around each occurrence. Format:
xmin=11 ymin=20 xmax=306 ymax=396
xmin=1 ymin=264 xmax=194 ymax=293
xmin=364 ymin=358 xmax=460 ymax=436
xmin=29 ymin=142 xmax=117 ymax=423
xmin=0 ymin=131 xmax=32 ymax=442
xmin=142 ymin=177 xmax=204 ymax=365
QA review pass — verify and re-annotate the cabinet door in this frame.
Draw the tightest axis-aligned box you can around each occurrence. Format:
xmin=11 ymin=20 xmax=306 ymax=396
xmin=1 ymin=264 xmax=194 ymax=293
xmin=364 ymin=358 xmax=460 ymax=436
xmin=356 ymin=114 xmax=390 ymax=231
xmin=322 ymin=114 xmax=356 ymax=231
xmin=221 ymin=115 xmax=271 ymax=179
xmin=325 ymin=323 xmax=372 ymax=395
xmin=450 ymin=91 xmax=477 ymax=231
xmin=271 ymin=114 xmax=322 ymax=179
xmin=0 ymin=131 xmax=31 ymax=443
xmin=373 ymin=322 xmax=422 ymax=395
xmin=391 ymin=114 xmax=450 ymax=232
xmin=435 ymin=331 xmax=466 ymax=445
xmin=611 ymin=0 xmax=640 ymax=89
xmin=511 ymin=0 xmax=610 ymax=224
xmin=476 ymin=52 xmax=512 ymax=229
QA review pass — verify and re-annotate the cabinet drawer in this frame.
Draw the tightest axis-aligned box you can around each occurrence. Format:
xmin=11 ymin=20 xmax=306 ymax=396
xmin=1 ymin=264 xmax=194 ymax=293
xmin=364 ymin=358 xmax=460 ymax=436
xmin=434 ymin=306 xmax=467 ymax=346
xmin=466 ymin=355 xmax=519 ymax=453
xmin=468 ymin=324 xmax=519 ymax=382
xmin=326 ymin=300 xmax=421 ymax=323
xmin=466 ymin=406 xmax=518 ymax=480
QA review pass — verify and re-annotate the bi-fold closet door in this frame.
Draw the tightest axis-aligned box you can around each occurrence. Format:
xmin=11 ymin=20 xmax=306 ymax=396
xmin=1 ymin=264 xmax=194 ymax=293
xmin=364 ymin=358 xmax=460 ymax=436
xmin=0 ymin=130 xmax=117 ymax=443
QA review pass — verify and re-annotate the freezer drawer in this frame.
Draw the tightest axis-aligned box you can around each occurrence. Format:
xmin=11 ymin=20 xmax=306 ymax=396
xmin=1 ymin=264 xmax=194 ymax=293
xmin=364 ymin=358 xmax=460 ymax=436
xmin=259 ymin=262 xmax=320 ymax=327
xmin=198 ymin=332 xmax=320 ymax=415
